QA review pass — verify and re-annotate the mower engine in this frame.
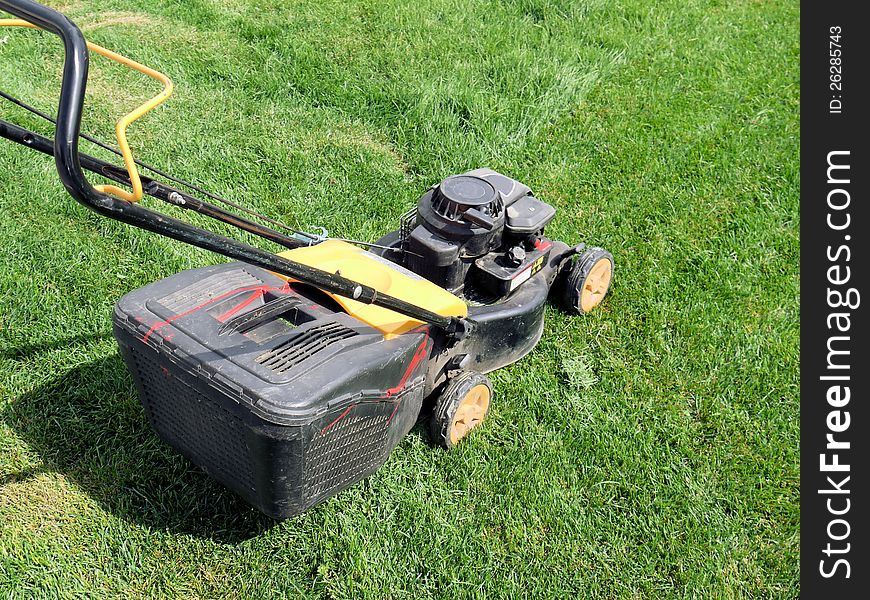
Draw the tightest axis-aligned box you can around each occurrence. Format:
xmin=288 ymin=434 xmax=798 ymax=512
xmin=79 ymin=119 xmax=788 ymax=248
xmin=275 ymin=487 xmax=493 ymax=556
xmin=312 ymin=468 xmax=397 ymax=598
xmin=400 ymin=168 xmax=557 ymax=299
xmin=109 ymin=168 xmax=612 ymax=519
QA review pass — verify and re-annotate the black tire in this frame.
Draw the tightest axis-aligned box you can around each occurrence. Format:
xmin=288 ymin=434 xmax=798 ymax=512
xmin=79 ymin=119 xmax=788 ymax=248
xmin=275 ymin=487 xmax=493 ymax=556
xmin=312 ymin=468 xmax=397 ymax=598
xmin=430 ymin=371 xmax=493 ymax=449
xmin=558 ymin=247 xmax=614 ymax=315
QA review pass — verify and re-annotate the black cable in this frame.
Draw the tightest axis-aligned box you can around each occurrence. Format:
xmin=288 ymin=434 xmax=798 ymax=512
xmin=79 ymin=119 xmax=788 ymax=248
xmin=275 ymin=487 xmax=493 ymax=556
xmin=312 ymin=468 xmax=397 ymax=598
xmin=0 ymin=87 xmax=318 ymax=238
xmin=1 ymin=87 xmax=120 ymax=155
xmin=1 ymin=87 xmax=405 ymax=251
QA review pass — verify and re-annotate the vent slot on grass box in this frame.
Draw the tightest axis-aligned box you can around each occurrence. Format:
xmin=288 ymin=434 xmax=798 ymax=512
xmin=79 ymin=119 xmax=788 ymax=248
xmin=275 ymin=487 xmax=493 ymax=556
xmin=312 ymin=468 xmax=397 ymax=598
xmin=256 ymin=323 xmax=357 ymax=374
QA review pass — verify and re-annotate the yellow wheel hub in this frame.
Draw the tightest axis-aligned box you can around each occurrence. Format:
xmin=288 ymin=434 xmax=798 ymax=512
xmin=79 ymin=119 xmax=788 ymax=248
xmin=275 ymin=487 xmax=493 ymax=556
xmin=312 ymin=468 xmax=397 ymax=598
xmin=580 ymin=258 xmax=612 ymax=313
xmin=449 ymin=383 xmax=491 ymax=445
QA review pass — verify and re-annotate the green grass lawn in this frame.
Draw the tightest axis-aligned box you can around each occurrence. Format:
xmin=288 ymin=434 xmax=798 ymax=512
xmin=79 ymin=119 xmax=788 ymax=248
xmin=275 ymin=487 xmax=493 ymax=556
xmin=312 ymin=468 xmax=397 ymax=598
xmin=0 ymin=0 xmax=799 ymax=597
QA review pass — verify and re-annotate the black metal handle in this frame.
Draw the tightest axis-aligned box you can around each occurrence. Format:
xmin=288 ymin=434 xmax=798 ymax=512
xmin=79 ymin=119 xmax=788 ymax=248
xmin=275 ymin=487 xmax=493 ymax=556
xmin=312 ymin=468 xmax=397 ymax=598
xmin=0 ymin=0 xmax=460 ymax=331
xmin=0 ymin=0 xmax=98 ymax=204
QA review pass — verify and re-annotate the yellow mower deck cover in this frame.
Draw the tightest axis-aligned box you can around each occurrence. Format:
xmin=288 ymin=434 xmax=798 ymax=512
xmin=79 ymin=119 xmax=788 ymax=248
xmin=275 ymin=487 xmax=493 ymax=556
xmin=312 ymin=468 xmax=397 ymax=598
xmin=275 ymin=240 xmax=467 ymax=337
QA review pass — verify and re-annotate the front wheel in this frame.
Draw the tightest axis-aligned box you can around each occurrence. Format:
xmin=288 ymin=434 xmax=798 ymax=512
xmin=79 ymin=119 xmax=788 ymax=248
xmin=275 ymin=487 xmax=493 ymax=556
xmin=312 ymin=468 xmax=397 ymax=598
xmin=430 ymin=371 xmax=492 ymax=449
xmin=557 ymin=247 xmax=614 ymax=315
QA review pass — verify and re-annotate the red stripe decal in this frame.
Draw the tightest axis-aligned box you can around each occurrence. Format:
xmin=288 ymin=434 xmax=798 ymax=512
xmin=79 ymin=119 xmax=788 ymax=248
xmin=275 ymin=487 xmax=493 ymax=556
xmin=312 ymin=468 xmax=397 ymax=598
xmin=321 ymin=405 xmax=354 ymax=433
xmin=385 ymin=333 xmax=430 ymax=398
xmin=386 ymin=401 xmax=402 ymax=424
xmin=143 ymin=283 xmax=290 ymax=343
xmin=216 ymin=289 xmax=264 ymax=323
xmin=385 ymin=330 xmax=431 ymax=424
xmin=323 ymin=329 xmax=432 ymax=433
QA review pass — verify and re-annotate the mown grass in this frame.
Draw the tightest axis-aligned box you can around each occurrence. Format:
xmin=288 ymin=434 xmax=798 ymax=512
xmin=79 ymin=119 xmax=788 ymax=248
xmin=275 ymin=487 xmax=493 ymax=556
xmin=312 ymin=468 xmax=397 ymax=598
xmin=1 ymin=0 xmax=798 ymax=597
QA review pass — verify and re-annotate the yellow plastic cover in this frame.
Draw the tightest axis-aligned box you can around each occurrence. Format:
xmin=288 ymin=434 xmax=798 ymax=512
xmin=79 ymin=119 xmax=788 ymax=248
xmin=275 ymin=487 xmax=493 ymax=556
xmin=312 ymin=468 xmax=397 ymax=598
xmin=275 ymin=240 xmax=467 ymax=337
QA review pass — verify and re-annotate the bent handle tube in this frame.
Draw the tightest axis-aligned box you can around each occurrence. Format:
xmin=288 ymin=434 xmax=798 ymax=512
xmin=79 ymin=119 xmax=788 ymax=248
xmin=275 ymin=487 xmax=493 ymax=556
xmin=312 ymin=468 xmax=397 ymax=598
xmin=0 ymin=0 xmax=459 ymax=330
xmin=0 ymin=0 xmax=96 ymax=206
xmin=0 ymin=17 xmax=174 ymax=202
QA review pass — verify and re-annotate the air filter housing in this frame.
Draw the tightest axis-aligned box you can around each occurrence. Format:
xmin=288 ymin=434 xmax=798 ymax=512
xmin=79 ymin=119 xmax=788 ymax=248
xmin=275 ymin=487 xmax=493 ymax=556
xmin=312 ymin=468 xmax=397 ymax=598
xmin=430 ymin=175 xmax=504 ymax=225
xmin=405 ymin=175 xmax=506 ymax=291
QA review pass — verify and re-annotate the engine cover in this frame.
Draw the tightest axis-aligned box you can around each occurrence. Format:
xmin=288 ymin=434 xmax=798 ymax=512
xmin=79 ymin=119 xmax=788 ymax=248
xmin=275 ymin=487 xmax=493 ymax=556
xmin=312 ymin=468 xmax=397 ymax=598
xmin=403 ymin=169 xmax=556 ymax=294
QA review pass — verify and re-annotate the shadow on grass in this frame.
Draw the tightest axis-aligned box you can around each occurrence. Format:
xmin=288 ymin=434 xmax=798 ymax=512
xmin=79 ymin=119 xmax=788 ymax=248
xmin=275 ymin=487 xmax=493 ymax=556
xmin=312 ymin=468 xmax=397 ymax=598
xmin=0 ymin=332 xmax=114 ymax=360
xmin=2 ymin=353 xmax=277 ymax=543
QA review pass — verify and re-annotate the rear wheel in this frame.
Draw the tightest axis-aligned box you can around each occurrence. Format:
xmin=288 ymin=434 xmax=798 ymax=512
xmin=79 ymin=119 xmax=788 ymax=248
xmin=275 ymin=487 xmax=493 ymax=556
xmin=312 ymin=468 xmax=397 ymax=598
xmin=558 ymin=247 xmax=613 ymax=315
xmin=430 ymin=371 xmax=492 ymax=449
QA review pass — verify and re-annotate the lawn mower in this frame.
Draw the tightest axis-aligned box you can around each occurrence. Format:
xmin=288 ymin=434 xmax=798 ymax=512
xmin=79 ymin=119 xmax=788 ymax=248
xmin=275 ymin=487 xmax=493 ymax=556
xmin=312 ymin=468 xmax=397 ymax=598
xmin=0 ymin=0 xmax=614 ymax=519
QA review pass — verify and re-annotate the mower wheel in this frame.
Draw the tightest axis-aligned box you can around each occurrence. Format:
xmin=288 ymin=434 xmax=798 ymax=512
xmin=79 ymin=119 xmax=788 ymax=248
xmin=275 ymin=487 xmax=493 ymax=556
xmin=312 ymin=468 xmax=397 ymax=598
xmin=430 ymin=371 xmax=492 ymax=449
xmin=559 ymin=247 xmax=614 ymax=315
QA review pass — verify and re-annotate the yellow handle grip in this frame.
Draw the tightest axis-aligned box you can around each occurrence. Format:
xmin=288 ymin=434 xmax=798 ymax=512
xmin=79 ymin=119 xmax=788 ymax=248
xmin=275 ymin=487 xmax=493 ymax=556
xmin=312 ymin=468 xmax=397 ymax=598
xmin=0 ymin=18 xmax=173 ymax=202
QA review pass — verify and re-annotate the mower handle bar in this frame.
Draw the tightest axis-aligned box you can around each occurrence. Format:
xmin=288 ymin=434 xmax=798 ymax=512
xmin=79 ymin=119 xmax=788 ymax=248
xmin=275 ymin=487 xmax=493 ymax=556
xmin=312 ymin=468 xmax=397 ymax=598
xmin=0 ymin=0 xmax=461 ymax=332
